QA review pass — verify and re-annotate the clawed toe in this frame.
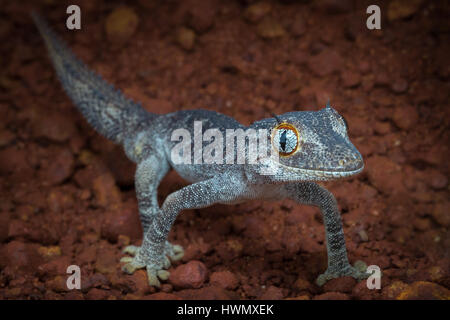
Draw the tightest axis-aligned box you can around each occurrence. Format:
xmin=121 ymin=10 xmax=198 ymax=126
xmin=120 ymin=256 xmax=133 ymax=263
xmin=164 ymin=241 xmax=184 ymax=262
xmin=146 ymin=268 xmax=171 ymax=287
xmin=171 ymin=244 xmax=184 ymax=261
xmin=121 ymin=258 xmax=145 ymax=274
xmin=157 ymin=270 xmax=170 ymax=280
xmin=123 ymin=245 xmax=140 ymax=256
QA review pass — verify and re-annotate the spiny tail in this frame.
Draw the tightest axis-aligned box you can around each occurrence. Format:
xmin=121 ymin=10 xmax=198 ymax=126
xmin=32 ymin=12 xmax=151 ymax=144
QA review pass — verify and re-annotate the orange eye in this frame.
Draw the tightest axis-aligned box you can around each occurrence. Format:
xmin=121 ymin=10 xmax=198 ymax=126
xmin=272 ymin=123 xmax=300 ymax=157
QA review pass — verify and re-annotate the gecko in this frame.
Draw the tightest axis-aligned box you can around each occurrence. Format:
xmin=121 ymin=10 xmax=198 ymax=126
xmin=33 ymin=13 xmax=369 ymax=287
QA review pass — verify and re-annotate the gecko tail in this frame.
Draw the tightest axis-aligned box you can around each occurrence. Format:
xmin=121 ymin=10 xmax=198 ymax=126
xmin=32 ymin=12 xmax=151 ymax=144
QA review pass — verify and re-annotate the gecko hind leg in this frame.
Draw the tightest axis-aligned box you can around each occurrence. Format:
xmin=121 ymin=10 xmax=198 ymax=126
xmin=120 ymin=156 xmax=184 ymax=286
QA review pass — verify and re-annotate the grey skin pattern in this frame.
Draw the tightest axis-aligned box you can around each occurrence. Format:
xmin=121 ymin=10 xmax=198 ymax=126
xmin=33 ymin=13 xmax=369 ymax=287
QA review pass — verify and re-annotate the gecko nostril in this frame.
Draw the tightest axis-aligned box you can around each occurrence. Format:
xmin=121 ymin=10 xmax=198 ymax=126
xmin=338 ymin=159 xmax=345 ymax=166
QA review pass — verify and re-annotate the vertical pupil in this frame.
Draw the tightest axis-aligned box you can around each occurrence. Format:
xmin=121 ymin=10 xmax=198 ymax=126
xmin=280 ymin=130 xmax=287 ymax=151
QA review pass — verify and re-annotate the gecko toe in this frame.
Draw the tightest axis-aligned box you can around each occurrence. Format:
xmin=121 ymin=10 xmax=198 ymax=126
xmin=163 ymin=256 xmax=171 ymax=269
xmin=147 ymin=269 xmax=161 ymax=288
xmin=164 ymin=242 xmax=184 ymax=262
xmin=121 ymin=258 xmax=146 ymax=274
xmin=123 ymin=245 xmax=140 ymax=256
xmin=157 ymin=270 xmax=170 ymax=280
xmin=120 ymin=256 xmax=133 ymax=263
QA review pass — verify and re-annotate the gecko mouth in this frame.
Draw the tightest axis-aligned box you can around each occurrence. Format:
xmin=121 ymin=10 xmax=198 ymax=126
xmin=276 ymin=161 xmax=364 ymax=180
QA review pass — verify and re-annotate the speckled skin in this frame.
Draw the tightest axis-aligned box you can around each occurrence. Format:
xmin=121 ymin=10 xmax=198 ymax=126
xmin=34 ymin=13 xmax=369 ymax=287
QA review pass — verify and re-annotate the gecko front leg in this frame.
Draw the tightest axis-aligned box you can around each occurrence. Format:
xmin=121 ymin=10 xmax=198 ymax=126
xmin=284 ymin=182 xmax=369 ymax=285
xmin=122 ymin=174 xmax=243 ymax=287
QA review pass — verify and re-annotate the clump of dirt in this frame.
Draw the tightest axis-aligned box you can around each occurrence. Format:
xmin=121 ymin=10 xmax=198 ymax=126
xmin=0 ymin=0 xmax=449 ymax=300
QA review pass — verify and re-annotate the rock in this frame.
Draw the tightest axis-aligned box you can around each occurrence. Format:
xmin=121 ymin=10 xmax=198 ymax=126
xmin=78 ymin=246 xmax=97 ymax=265
xmin=32 ymin=113 xmax=77 ymax=143
xmin=0 ymin=146 xmax=33 ymax=178
xmin=323 ymin=276 xmax=357 ymax=293
xmin=64 ymin=291 xmax=85 ymax=300
xmin=341 ymin=70 xmax=361 ymax=88
xmin=217 ymin=239 xmax=244 ymax=261
xmin=392 ymin=105 xmax=418 ymax=130
xmin=185 ymin=0 xmax=217 ymax=33
xmin=126 ymin=270 xmax=151 ymax=295
xmin=391 ymin=78 xmax=409 ymax=94
xmin=397 ymin=281 xmax=450 ymax=300
xmin=294 ymin=277 xmax=312 ymax=291
xmin=169 ymin=260 xmax=208 ymax=289
xmin=244 ymin=2 xmax=272 ymax=23
xmin=73 ymin=166 xmax=99 ymax=189
xmin=374 ymin=121 xmax=392 ymax=135
xmin=40 ymin=148 xmax=74 ymax=186
xmin=0 ymin=212 xmax=10 ymax=242
xmin=413 ymin=217 xmax=432 ymax=231
xmin=46 ymin=275 xmax=68 ymax=292
xmin=259 ymin=285 xmax=284 ymax=300
xmin=81 ymin=273 xmax=110 ymax=292
xmin=101 ymin=206 xmax=142 ymax=242
xmin=427 ymin=170 xmax=448 ymax=190
xmin=105 ymin=6 xmax=139 ymax=44
xmin=346 ymin=115 xmax=373 ymax=137
xmin=38 ymin=246 xmax=62 ymax=259
xmin=181 ymin=239 xmax=211 ymax=262
xmin=313 ymin=0 xmax=353 ymax=14
xmin=0 ymin=241 xmax=42 ymax=273
xmin=209 ymin=270 xmax=239 ymax=290
xmin=290 ymin=14 xmax=306 ymax=37
xmin=145 ymin=292 xmax=181 ymax=300
xmin=288 ymin=295 xmax=310 ymax=300
xmin=366 ymin=155 xmax=405 ymax=195
xmin=37 ymin=255 xmax=72 ymax=279
xmin=47 ymin=189 xmax=75 ymax=213
xmin=0 ymin=129 xmax=15 ymax=147
xmin=352 ymin=280 xmax=378 ymax=300
xmin=243 ymin=216 xmax=267 ymax=239
xmin=175 ymin=285 xmax=236 ymax=299
xmin=7 ymin=219 xmax=29 ymax=239
xmin=313 ymin=292 xmax=350 ymax=300
xmin=428 ymin=265 xmax=448 ymax=283
xmin=431 ymin=202 xmax=450 ymax=227
xmin=94 ymin=248 xmax=117 ymax=275
xmin=117 ymin=235 xmax=130 ymax=247
xmin=85 ymin=288 xmax=110 ymax=300
xmin=308 ymin=50 xmax=343 ymax=77
xmin=388 ymin=0 xmax=423 ymax=21
xmin=176 ymin=27 xmax=196 ymax=51
xmin=92 ymin=173 xmax=122 ymax=208
xmin=256 ymin=16 xmax=285 ymax=39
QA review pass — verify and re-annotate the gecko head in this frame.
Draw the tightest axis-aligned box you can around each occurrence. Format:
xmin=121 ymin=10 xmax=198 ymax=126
xmin=250 ymin=103 xmax=364 ymax=182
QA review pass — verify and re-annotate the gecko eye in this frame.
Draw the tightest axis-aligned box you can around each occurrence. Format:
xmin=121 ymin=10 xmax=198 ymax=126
xmin=272 ymin=123 xmax=300 ymax=157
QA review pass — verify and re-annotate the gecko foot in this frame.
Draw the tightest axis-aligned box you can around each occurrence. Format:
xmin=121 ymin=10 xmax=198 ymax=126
xmin=316 ymin=260 xmax=370 ymax=286
xmin=120 ymin=241 xmax=184 ymax=287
